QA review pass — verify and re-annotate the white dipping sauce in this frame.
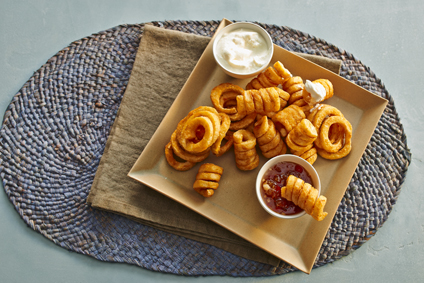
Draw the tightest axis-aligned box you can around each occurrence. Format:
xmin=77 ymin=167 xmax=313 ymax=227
xmin=215 ymin=28 xmax=269 ymax=74
xmin=304 ymin=80 xmax=326 ymax=105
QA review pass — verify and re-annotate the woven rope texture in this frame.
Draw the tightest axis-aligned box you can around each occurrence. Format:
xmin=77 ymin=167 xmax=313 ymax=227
xmin=0 ymin=20 xmax=411 ymax=276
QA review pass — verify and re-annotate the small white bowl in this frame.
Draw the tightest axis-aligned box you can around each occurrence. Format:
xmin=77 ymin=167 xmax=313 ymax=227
xmin=212 ymin=22 xmax=274 ymax=79
xmin=256 ymin=155 xmax=321 ymax=219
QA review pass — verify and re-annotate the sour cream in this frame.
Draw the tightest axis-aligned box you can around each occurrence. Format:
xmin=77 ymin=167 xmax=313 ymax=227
xmin=304 ymin=80 xmax=326 ymax=105
xmin=215 ymin=28 xmax=270 ymax=74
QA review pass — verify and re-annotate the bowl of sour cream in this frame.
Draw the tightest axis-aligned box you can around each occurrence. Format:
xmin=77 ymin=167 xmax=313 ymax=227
xmin=213 ymin=22 xmax=274 ymax=79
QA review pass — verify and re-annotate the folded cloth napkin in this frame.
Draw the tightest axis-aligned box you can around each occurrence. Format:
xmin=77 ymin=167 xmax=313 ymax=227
xmin=87 ymin=24 xmax=342 ymax=266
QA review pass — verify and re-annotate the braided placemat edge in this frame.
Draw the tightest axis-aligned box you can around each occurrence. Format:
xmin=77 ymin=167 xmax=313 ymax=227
xmin=0 ymin=20 xmax=411 ymax=276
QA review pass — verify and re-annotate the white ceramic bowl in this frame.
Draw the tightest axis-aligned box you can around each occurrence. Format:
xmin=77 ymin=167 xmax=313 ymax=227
xmin=212 ymin=22 xmax=274 ymax=79
xmin=256 ymin=155 xmax=321 ymax=219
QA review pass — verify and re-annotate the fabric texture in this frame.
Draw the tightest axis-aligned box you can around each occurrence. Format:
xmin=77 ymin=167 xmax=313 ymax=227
xmin=87 ymin=24 xmax=342 ymax=266
xmin=0 ymin=20 xmax=410 ymax=276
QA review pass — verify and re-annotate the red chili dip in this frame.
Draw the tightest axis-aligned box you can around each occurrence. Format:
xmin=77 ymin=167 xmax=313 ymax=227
xmin=261 ymin=161 xmax=313 ymax=215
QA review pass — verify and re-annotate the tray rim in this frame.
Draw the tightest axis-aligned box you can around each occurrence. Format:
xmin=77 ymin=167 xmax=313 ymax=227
xmin=128 ymin=18 xmax=388 ymax=274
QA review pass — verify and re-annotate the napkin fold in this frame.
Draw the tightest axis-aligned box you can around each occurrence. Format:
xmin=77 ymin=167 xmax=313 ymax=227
xmin=87 ymin=24 xmax=342 ymax=266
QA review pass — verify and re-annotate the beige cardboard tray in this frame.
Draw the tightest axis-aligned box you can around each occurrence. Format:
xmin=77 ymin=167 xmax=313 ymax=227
xmin=129 ymin=19 xmax=388 ymax=273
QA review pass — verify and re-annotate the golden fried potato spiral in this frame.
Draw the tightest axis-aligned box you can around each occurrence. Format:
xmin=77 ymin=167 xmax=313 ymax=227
xmin=193 ymin=163 xmax=224 ymax=197
xmin=307 ymin=104 xmax=352 ymax=160
xmin=253 ymin=116 xmax=287 ymax=158
xmin=302 ymin=79 xmax=334 ymax=105
xmin=210 ymin=83 xmax=244 ymax=115
xmin=307 ymin=104 xmax=344 ymax=149
xmin=316 ymin=116 xmax=352 ymax=160
xmin=285 ymin=119 xmax=318 ymax=164
xmin=176 ymin=107 xmax=221 ymax=154
xmin=246 ymin=61 xmax=292 ymax=90
xmin=291 ymin=144 xmax=318 ymax=165
xmin=282 ymin=76 xmax=304 ymax=104
xmin=165 ymin=106 xmax=232 ymax=170
xmin=287 ymin=119 xmax=318 ymax=147
xmin=233 ymin=129 xmax=259 ymax=171
xmin=271 ymin=105 xmax=305 ymax=137
xmin=280 ymin=175 xmax=328 ymax=221
xmin=211 ymin=113 xmax=234 ymax=157
xmin=238 ymin=87 xmax=289 ymax=117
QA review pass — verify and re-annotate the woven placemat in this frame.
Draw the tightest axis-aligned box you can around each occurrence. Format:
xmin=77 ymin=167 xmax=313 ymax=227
xmin=0 ymin=20 xmax=411 ymax=276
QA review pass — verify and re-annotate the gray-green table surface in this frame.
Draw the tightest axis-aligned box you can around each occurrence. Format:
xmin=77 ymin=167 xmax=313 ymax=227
xmin=1 ymin=0 xmax=422 ymax=282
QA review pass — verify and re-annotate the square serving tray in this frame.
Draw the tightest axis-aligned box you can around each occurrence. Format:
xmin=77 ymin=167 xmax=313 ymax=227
xmin=129 ymin=19 xmax=387 ymax=273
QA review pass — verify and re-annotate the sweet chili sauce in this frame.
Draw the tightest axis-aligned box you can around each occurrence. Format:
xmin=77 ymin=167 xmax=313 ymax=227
xmin=261 ymin=161 xmax=313 ymax=215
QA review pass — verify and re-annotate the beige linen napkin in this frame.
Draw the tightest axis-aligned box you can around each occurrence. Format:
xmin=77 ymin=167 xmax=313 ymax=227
xmin=87 ymin=24 xmax=342 ymax=266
